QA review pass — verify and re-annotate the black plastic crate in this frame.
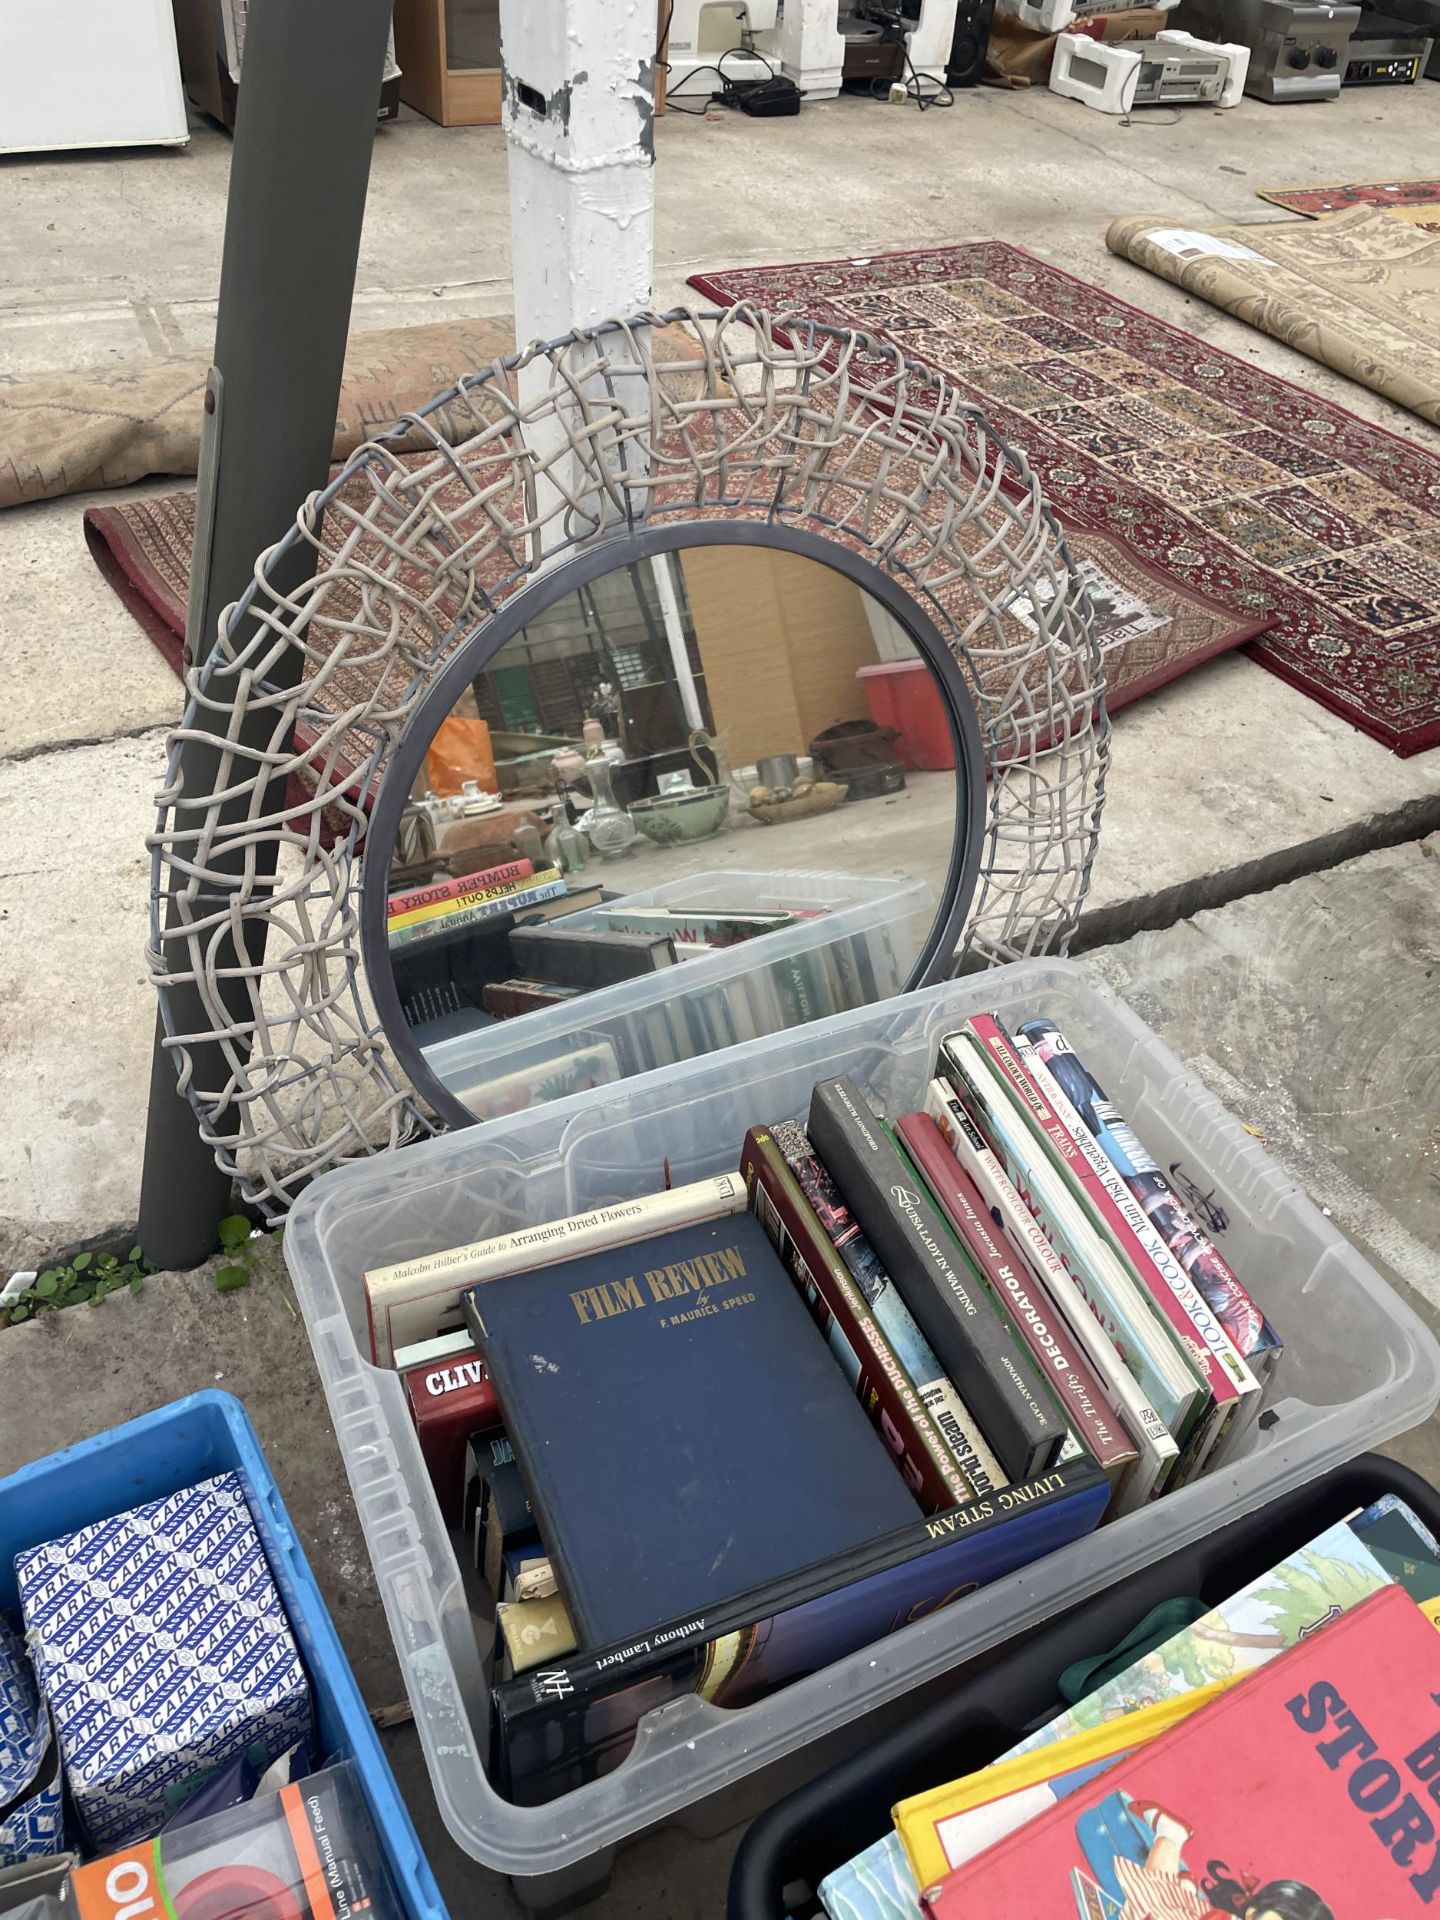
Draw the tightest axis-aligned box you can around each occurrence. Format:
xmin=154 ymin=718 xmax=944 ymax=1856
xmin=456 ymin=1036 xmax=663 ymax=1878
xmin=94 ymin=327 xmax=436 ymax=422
xmin=728 ymin=1453 xmax=1439 ymax=1920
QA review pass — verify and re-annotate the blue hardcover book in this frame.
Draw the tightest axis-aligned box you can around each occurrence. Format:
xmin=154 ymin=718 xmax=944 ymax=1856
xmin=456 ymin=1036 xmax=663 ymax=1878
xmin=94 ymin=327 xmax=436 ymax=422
xmin=463 ymin=1210 xmax=920 ymax=1648
xmin=493 ymin=1454 xmax=1109 ymax=1803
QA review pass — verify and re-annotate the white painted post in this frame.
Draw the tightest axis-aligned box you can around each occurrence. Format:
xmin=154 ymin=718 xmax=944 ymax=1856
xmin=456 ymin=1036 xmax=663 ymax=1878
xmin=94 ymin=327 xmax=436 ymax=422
xmin=649 ymin=554 xmax=706 ymax=731
xmin=499 ymin=0 xmax=658 ymax=561
xmin=500 ymin=0 xmax=656 ymax=347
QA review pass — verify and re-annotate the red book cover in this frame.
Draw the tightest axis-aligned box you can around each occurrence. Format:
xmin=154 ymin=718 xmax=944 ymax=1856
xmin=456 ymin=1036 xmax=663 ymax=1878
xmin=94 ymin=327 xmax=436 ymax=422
xmin=402 ymin=1347 xmax=501 ymax=1524
xmin=965 ymin=1015 xmax=1239 ymax=1419
xmin=922 ymin=1585 xmax=1440 ymax=1919
xmin=897 ymin=1111 xmax=1136 ymax=1482
xmin=386 ymin=858 xmax=534 ymax=919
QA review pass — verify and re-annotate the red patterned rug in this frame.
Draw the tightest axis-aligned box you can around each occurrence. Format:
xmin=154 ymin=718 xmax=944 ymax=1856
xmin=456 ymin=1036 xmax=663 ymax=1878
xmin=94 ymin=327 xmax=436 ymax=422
xmin=1257 ymin=179 xmax=1440 ymax=232
xmin=689 ymin=244 xmax=1440 ymax=756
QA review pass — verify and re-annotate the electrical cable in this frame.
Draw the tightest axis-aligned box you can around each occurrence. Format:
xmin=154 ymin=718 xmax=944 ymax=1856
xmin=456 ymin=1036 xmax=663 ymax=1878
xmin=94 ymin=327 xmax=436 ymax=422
xmin=663 ymin=39 xmax=782 ymax=114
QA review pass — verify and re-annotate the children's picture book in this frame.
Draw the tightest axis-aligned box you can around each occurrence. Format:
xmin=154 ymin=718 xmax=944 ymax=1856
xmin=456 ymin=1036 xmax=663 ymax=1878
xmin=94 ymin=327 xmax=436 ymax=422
xmin=920 ymin=1584 xmax=1440 ymax=1917
xmin=894 ymin=1679 xmax=1237 ymax=1889
xmin=819 ymin=1497 xmax=1439 ymax=1920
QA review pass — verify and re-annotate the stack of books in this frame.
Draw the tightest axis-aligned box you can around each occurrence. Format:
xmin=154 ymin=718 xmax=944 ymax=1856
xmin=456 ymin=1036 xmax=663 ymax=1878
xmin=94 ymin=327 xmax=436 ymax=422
xmin=364 ymin=1008 xmax=1281 ymax=1807
xmin=823 ymin=1494 xmax=1440 ymax=1918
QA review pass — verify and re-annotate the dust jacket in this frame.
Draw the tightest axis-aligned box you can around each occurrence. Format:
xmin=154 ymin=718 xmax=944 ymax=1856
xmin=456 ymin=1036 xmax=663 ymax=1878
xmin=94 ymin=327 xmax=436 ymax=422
xmin=463 ymin=1209 xmax=918 ymax=1647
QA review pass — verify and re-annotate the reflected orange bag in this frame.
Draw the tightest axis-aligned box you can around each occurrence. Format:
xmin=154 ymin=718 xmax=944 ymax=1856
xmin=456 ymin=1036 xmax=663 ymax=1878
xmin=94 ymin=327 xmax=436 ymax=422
xmin=426 ymin=714 xmax=498 ymax=797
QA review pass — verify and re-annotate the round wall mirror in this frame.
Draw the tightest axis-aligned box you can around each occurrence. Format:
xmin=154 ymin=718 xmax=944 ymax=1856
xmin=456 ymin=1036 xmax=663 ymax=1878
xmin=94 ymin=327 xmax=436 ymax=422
xmin=362 ymin=523 xmax=987 ymax=1128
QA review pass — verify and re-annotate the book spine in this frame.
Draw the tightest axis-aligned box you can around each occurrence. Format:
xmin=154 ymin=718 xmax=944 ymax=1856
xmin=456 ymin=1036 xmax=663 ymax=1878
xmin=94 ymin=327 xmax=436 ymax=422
xmin=935 ymin=1036 xmax=1198 ymax=1457
xmin=741 ymin=1129 xmax=977 ymax=1513
xmin=387 ymin=866 xmax=561 ymax=929
xmin=968 ymin=1015 xmax=1236 ymax=1482
xmin=493 ymin=1455 xmax=1109 ymax=1805
xmin=386 ymin=858 xmax=533 ymax=918
xmin=923 ymin=1080 xmax=1175 ymax=1508
xmin=807 ymin=1076 xmax=1068 ymax=1483
xmin=364 ymin=1172 xmax=748 ymax=1365
xmin=768 ymin=1116 xmax=1001 ymax=1496
xmin=387 ymin=877 xmax=568 ymax=948
xmin=1010 ymin=1029 xmax=1262 ymax=1444
xmin=896 ymin=1112 xmax=1136 ymax=1484
xmin=1017 ymin=1017 xmax=1280 ymax=1375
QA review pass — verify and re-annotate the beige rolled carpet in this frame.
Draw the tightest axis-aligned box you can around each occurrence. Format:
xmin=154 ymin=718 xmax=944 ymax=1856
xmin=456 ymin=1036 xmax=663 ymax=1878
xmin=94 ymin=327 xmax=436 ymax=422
xmin=1106 ymin=203 xmax=1440 ymax=429
xmin=0 ymin=314 xmax=515 ymax=511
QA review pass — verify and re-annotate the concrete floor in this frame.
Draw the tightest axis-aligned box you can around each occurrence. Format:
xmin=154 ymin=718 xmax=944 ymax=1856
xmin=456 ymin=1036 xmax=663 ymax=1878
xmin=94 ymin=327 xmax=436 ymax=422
xmin=0 ymin=71 xmax=1438 ymax=1919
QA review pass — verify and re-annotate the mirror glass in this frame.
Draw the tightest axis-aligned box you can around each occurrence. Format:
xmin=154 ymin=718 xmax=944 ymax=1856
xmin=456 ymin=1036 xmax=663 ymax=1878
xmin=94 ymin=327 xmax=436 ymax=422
xmin=373 ymin=542 xmax=970 ymax=1124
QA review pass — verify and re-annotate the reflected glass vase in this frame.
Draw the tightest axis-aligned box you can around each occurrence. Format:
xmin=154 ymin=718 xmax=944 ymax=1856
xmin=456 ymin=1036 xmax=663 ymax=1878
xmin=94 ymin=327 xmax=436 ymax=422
xmin=575 ymin=757 xmax=638 ymax=860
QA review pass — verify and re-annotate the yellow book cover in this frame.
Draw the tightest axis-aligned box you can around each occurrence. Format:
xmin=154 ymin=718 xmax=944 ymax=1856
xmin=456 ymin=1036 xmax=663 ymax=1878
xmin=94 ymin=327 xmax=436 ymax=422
xmin=894 ymin=1676 xmax=1238 ymax=1889
xmin=386 ymin=867 xmax=563 ymax=928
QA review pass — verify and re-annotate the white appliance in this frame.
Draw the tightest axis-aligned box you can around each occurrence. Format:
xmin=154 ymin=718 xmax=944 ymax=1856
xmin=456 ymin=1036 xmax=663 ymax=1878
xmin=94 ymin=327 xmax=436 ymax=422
xmin=0 ymin=0 xmax=188 ymax=155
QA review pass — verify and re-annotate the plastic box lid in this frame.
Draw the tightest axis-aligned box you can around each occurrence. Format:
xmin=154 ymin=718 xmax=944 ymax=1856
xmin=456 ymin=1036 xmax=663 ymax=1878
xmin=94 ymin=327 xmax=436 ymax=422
xmin=283 ymin=958 xmax=1440 ymax=1876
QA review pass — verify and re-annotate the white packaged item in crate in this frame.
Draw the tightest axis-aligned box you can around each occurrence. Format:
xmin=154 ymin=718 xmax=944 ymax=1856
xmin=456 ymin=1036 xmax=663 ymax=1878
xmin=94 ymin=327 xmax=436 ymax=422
xmin=1156 ymin=26 xmax=1251 ymax=100
xmin=283 ymin=959 xmax=1440 ymax=1881
xmin=1050 ymin=33 xmax=1146 ymax=108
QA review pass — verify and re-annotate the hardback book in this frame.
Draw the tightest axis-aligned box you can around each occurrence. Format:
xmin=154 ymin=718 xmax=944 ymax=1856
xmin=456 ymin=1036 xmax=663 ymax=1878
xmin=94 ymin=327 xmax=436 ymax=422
xmin=460 ymin=1036 xmax=626 ymax=1125
xmin=741 ymin=1125 xmax=978 ymax=1512
xmin=970 ymin=1014 xmax=1259 ymax=1473
xmin=400 ymin=1340 xmax=499 ymax=1525
xmin=386 ymin=857 xmax=534 ymax=919
xmin=363 ymin=1171 xmax=746 ymax=1365
xmin=897 ymin=1680 xmax=1236 ymax=1892
xmin=495 ymin=1596 xmax=577 ymax=1675
xmin=492 ymin=1452 xmax=1109 ymax=1806
xmin=480 ymin=978 xmax=580 ymax=1019
xmin=508 ymin=923 xmax=676 ymax=990
xmin=590 ymin=906 xmax=797 ymax=947
xmin=771 ymin=1117 xmax=1003 ymax=1498
xmin=1018 ymin=1017 xmax=1281 ymax=1373
xmin=936 ymin=1035 xmax=1200 ymax=1466
xmin=386 ymin=875 xmax=569 ymax=949
xmin=387 ymin=866 xmax=564 ymax=930
xmin=807 ymin=1077 xmax=1068 ymax=1484
xmin=924 ymin=1080 xmax=1177 ymax=1507
xmin=463 ymin=1429 xmax=515 ymax=1536
xmin=462 ymin=1209 xmax=921 ymax=1647
xmin=509 ymin=884 xmax=608 ymax=925
xmin=895 ymin=1112 xmax=1137 ymax=1502
xmin=919 ymin=1584 xmax=1440 ymax=1918
xmin=470 ymin=1453 xmax=536 ymax=1597
xmin=824 ymin=1496 xmax=1440 ymax=1920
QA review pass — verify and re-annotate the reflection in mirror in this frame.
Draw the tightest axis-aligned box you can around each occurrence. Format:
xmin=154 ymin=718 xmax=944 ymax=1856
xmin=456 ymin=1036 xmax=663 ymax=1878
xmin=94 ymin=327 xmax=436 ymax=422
xmin=378 ymin=544 xmax=966 ymax=1123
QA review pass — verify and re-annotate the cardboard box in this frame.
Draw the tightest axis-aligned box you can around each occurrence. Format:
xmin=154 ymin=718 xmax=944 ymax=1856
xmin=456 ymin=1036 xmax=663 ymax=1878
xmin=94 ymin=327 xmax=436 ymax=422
xmin=17 ymin=1473 xmax=310 ymax=1851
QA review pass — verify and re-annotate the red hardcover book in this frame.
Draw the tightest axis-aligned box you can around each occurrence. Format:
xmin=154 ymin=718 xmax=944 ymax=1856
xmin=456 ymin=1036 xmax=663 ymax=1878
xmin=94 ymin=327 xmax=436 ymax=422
xmin=921 ymin=1584 xmax=1440 ymax=1918
xmin=740 ymin=1126 xmax=976 ymax=1513
xmin=964 ymin=1016 xmax=1241 ymax=1451
xmin=896 ymin=1111 xmax=1137 ymax=1492
xmin=401 ymin=1344 xmax=501 ymax=1524
xmin=386 ymin=858 xmax=534 ymax=919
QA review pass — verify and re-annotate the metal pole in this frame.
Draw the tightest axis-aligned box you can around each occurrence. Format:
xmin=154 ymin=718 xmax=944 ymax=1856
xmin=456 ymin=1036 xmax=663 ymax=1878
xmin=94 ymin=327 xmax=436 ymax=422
xmin=137 ymin=0 xmax=394 ymax=1269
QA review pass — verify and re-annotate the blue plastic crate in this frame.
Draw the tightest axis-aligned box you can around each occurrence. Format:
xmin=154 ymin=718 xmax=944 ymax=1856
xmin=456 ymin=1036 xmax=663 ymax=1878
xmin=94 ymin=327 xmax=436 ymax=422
xmin=0 ymin=1389 xmax=446 ymax=1920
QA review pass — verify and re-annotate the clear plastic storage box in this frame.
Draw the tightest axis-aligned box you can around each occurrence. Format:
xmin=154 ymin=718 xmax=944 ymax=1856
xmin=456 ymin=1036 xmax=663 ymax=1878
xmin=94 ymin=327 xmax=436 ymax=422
xmin=284 ymin=959 xmax=1440 ymax=1882
xmin=416 ymin=867 xmax=932 ymax=1112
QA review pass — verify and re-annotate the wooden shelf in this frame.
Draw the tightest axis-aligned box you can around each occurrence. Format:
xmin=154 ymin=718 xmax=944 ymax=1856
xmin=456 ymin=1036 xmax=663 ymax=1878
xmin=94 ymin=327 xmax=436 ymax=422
xmin=392 ymin=0 xmax=667 ymax=127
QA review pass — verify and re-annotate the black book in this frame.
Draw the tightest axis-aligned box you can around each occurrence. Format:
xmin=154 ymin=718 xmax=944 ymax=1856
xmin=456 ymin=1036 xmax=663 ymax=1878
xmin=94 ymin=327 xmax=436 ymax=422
xmin=807 ymin=1076 xmax=1068 ymax=1483
xmin=507 ymin=923 xmax=676 ymax=990
xmin=491 ymin=1451 xmax=1108 ymax=1804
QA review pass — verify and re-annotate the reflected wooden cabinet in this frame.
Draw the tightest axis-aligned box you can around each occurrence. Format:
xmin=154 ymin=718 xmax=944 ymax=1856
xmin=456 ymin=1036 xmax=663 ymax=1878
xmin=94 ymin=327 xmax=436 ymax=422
xmin=392 ymin=0 xmax=669 ymax=126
